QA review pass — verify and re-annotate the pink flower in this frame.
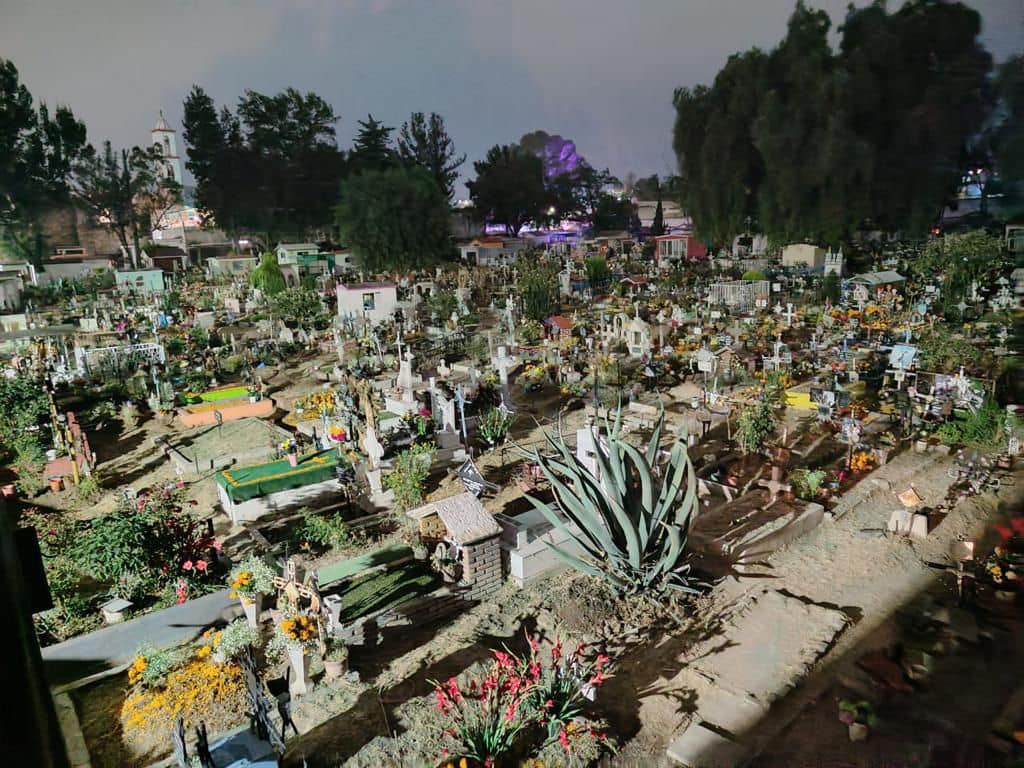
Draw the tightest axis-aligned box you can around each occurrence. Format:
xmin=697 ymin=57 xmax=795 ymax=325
xmin=551 ymin=640 xmax=563 ymax=662
xmin=195 ymin=559 xmax=208 ymax=572
xmin=595 ymin=653 xmax=611 ymax=670
xmin=558 ymin=727 xmax=570 ymax=753
xmin=182 ymin=560 xmax=193 ymax=571
xmin=504 ymin=702 xmax=518 ymax=722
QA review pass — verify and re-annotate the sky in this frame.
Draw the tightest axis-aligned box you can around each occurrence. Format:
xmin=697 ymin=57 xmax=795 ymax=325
xmin=2 ymin=0 xmax=1022 ymax=198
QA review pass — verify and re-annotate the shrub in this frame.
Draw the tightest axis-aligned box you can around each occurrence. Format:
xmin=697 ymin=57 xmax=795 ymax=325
xmin=385 ymin=445 xmax=433 ymax=511
xmin=736 ymin=397 xmax=776 ymax=455
xmin=119 ymin=401 xmax=140 ymax=433
xmin=742 ymin=269 xmax=766 ymax=281
xmin=478 ymin=406 xmax=515 ymax=448
xmin=206 ymin=619 xmax=261 ymax=661
xmin=227 ymin=554 xmax=277 ymax=599
xmin=526 ymin=407 xmax=704 ymax=596
xmin=290 ymin=513 xmax=357 ymax=553
xmin=12 ymin=435 xmax=46 ymax=495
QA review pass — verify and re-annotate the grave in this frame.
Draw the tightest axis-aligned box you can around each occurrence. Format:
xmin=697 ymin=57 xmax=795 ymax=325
xmin=494 ymin=507 xmax=587 ymax=586
xmin=215 ymin=449 xmax=352 ymax=524
xmin=165 ymin=417 xmax=293 ymax=476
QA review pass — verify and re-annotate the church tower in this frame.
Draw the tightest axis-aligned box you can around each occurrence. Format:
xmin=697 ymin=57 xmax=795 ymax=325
xmin=151 ymin=111 xmax=183 ymax=186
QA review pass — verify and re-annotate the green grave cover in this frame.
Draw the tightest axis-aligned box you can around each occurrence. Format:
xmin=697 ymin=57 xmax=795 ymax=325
xmin=216 ymin=450 xmax=344 ymax=503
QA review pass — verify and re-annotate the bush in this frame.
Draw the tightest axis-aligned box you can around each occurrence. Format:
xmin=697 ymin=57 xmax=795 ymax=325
xmin=385 ymin=445 xmax=433 ymax=511
xmin=742 ymin=269 xmax=766 ymax=281
xmin=290 ymin=513 xmax=358 ymax=553
xmin=12 ymin=435 xmax=46 ymax=495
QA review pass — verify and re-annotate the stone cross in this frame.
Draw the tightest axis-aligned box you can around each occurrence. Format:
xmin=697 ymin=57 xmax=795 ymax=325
xmin=783 ymin=302 xmax=795 ymax=327
xmin=758 ymin=465 xmax=791 ymax=507
xmin=492 ymin=345 xmax=516 ymax=392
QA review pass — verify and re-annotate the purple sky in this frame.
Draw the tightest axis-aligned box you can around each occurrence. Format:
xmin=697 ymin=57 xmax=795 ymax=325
xmin=3 ymin=0 xmax=1021 ymax=196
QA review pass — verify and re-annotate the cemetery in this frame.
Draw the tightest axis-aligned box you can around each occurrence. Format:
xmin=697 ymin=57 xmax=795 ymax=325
xmin=2 ymin=111 xmax=1023 ymax=768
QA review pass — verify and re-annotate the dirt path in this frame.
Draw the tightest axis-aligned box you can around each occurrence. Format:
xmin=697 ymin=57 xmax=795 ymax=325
xmin=606 ymin=449 xmax=1021 ymax=766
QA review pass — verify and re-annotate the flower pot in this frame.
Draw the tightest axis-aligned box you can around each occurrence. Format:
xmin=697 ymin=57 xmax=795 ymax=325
xmin=1 ymin=483 xmax=15 ymax=498
xmin=287 ymin=454 xmax=298 ymax=467
xmin=914 ymin=439 xmax=928 ymax=453
xmin=48 ymin=476 xmax=64 ymax=493
xmin=287 ymin=646 xmax=311 ymax=695
xmin=249 ymin=395 xmax=257 ymax=404
xmin=241 ymin=593 xmax=264 ymax=628
xmin=848 ymin=723 xmax=869 ymax=742
xmin=324 ymin=658 xmax=347 ymax=680
xmin=413 ymin=545 xmax=429 ymax=561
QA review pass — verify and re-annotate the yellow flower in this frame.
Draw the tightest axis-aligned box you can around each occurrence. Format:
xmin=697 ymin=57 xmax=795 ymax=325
xmin=195 ymin=646 xmax=212 ymax=659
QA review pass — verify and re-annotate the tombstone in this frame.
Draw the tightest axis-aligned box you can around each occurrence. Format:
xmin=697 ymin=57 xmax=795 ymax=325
xmin=437 ymin=358 xmax=451 ymax=378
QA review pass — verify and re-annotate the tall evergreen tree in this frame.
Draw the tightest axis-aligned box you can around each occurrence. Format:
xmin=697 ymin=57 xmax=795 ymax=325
xmin=396 ymin=111 xmax=465 ymax=201
xmin=467 ymin=144 xmax=548 ymax=236
xmin=350 ymin=114 xmax=396 ymax=174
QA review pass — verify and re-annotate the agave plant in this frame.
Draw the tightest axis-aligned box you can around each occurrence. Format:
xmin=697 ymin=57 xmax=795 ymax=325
xmin=525 ymin=406 xmax=704 ymax=595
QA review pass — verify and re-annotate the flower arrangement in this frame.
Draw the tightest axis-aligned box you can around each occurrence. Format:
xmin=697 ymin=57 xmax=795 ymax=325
xmin=560 ymin=381 xmax=588 ymax=398
xmin=521 ymin=363 xmax=547 ymax=392
xmin=227 ymin=555 xmax=276 ymax=601
xmin=981 ymin=547 xmax=1020 ymax=587
xmin=280 ymin=438 xmax=297 ymax=455
xmin=276 ymin=613 xmax=320 ymax=649
xmin=328 ymin=425 xmax=348 ymax=443
xmin=850 ymin=451 xmax=874 ymax=473
xmin=202 ymin=619 xmax=261 ymax=661
xmin=296 ymin=390 xmax=338 ymax=415
xmin=433 ymin=634 xmax=614 ymax=767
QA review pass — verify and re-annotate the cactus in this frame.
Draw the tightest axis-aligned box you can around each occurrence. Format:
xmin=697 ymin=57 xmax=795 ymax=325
xmin=525 ymin=406 xmax=705 ymax=595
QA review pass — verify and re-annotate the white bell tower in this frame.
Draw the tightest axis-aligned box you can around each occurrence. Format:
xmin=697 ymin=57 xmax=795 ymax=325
xmin=151 ymin=111 xmax=183 ymax=186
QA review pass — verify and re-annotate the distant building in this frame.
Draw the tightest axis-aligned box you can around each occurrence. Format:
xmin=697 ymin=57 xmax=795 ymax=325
xmin=207 ymin=253 xmax=259 ymax=278
xmin=275 ymin=243 xmax=321 ymax=265
xmin=151 ymin=111 xmax=183 ymax=186
xmin=336 ymin=281 xmax=398 ymax=325
xmin=653 ymin=233 xmax=707 ymax=267
xmin=824 ymin=248 xmax=844 ymax=277
xmin=781 ymin=243 xmax=826 ymax=269
xmin=115 ymin=269 xmax=168 ymax=294
xmin=38 ymin=247 xmax=116 ymax=286
xmin=458 ymin=238 xmax=530 ymax=267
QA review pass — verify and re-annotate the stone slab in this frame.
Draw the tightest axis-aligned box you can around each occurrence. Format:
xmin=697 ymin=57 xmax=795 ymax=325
xmin=666 ymin=722 xmax=748 ymax=768
xmin=692 ymin=590 xmax=848 ymax=707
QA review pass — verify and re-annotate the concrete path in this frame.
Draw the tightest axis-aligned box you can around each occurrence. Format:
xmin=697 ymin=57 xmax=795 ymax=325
xmin=42 ymin=589 xmax=238 ymax=688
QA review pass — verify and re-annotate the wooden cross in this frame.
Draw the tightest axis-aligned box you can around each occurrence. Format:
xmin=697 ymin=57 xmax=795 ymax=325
xmin=758 ymin=465 xmax=791 ymax=507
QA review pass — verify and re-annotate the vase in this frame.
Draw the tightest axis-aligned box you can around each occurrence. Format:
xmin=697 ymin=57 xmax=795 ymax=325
xmin=288 ymin=454 xmax=298 ymax=467
xmin=48 ymin=476 xmax=63 ymax=493
xmin=324 ymin=657 xmax=347 ymax=680
xmin=848 ymin=723 xmax=869 ymax=742
xmin=241 ymin=593 xmax=264 ymax=628
xmin=413 ymin=545 xmax=429 ymax=561
xmin=287 ymin=646 xmax=311 ymax=695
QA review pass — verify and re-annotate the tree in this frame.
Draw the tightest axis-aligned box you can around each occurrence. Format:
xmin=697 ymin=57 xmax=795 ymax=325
xmin=72 ymin=142 xmax=180 ymax=262
xmin=821 ymin=271 xmax=840 ymax=304
xmin=517 ymin=255 xmax=559 ymax=321
xmin=336 ymin=165 xmax=452 ymax=272
xmin=990 ymin=55 xmax=1024 ymax=192
xmin=467 ymin=144 xmax=547 ymax=236
xmin=350 ymin=114 xmax=396 ymax=174
xmin=584 ymin=256 xmax=611 ymax=291
xmin=250 ymin=252 xmax=286 ymax=296
xmin=671 ymin=0 xmax=995 ymax=242
xmin=590 ymin=194 xmax=635 ymax=233
xmin=0 ymin=58 xmax=89 ymax=263
xmin=182 ymin=85 xmax=344 ymax=240
xmin=0 ymin=375 xmax=48 ymax=459
xmin=650 ymin=187 xmax=665 ymax=236
xmin=272 ymin=287 xmax=322 ymax=324
xmin=396 ymin=112 xmax=465 ymax=201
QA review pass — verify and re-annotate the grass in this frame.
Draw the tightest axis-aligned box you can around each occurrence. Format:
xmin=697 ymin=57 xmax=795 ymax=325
xmin=339 ymin=561 xmax=440 ymax=623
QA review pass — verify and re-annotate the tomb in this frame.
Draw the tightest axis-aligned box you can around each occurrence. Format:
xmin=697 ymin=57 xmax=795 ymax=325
xmin=215 ymin=449 xmax=352 ymax=524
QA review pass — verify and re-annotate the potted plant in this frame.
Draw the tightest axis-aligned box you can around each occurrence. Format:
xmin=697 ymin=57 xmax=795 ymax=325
xmin=838 ymin=699 xmax=877 ymax=742
xmin=323 ymin=640 xmax=349 ymax=680
xmin=228 ymin=555 xmax=277 ymax=628
xmin=274 ymin=613 xmax=319 ymax=695
xmin=282 ymin=439 xmax=299 ymax=467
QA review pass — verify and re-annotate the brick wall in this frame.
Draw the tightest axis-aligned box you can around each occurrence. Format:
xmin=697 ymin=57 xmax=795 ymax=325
xmin=461 ymin=535 xmax=502 ymax=599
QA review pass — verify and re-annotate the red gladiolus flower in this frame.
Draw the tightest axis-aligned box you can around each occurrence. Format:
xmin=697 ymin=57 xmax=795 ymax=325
xmin=558 ymin=727 xmax=570 ymax=752
xmin=529 ymin=661 xmax=541 ymax=680
xmin=595 ymin=653 xmax=610 ymax=669
xmin=182 ymin=560 xmax=193 ymax=571
xmin=195 ymin=559 xmax=208 ymax=572
xmin=528 ymin=635 xmax=539 ymax=653
xmin=504 ymin=702 xmax=518 ymax=722
xmin=588 ymin=670 xmax=607 ymax=687
xmin=551 ymin=640 xmax=563 ymax=662
xmin=435 ymin=688 xmax=450 ymax=714
xmin=445 ymin=677 xmax=463 ymax=703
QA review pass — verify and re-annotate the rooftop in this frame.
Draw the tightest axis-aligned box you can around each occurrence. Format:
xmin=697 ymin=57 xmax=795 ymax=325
xmin=408 ymin=491 xmax=501 ymax=545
